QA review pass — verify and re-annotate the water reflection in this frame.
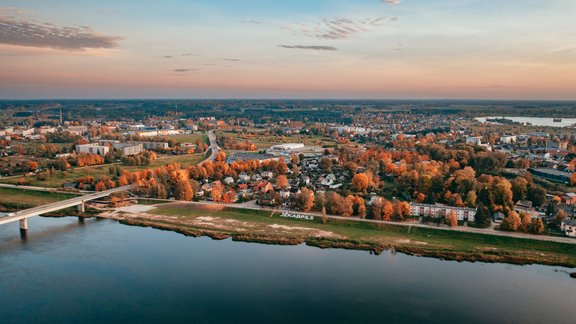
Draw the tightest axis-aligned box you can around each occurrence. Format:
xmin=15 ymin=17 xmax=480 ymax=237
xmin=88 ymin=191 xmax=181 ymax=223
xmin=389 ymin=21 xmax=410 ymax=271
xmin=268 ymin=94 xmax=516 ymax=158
xmin=0 ymin=216 xmax=575 ymax=324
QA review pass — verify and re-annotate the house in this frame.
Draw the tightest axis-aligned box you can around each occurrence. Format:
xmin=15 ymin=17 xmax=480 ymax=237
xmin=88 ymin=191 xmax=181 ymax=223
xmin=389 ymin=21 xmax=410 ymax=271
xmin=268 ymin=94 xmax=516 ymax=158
xmin=561 ymin=193 xmax=576 ymax=205
xmin=238 ymin=173 xmax=251 ymax=182
xmin=466 ymin=136 xmax=483 ymax=145
xmin=223 ymin=177 xmax=235 ymax=185
xmin=560 ymin=219 xmax=576 ymax=237
xmin=279 ymin=190 xmax=291 ymax=199
xmin=321 ymin=173 xmax=336 ymax=186
xmin=493 ymin=211 xmax=505 ymax=223
xmin=260 ymin=171 xmax=274 ymax=179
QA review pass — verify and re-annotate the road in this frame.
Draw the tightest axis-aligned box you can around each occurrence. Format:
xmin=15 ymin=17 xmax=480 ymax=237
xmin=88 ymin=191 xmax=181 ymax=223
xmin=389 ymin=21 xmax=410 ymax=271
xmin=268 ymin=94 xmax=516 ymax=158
xmin=0 ymin=185 xmax=132 ymax=226
xmin=198 ymin=130 xmax=220 ymax=165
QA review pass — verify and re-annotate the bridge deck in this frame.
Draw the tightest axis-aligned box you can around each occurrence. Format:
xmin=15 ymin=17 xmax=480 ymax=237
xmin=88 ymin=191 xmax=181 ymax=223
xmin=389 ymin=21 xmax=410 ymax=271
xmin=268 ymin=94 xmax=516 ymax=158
xmin=0 ymin=186 xmax=131 ymax=225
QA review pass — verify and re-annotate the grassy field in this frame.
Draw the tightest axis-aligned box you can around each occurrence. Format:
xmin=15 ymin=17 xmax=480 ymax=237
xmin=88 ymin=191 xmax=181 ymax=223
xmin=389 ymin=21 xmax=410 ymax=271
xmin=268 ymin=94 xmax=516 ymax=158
xmin=0 ymin=153 xmax=204 ymax=188
xmin=141 ymin=203 xmax=576 ymax=267
xmin=218 ymin=131 xmax=336 ymax=149
xmin=0 ymin=187 xmax=77 ymax=209
xmin=168 ymin=133 xmax=208 ymax=144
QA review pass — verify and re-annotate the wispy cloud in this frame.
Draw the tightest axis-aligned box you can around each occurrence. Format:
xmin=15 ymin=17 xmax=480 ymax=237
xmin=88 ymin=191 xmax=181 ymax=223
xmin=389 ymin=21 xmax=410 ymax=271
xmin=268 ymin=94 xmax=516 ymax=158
xmin=172 ymin=68 xmax=198 ymax=72
xmin=382 ymin=0 xmax=401 ymax=5
xmin=161 ymin=52 xmax=199 ymax=59
xmin=279 ymin=45 xmax=338 ymax=51
xmin=250 ymin=16 xmax=397 ymax=40
xmin=217 ymin=58 xmax=241 ymax=61
xmin=0 ymin=9 xmax=121 ymax=50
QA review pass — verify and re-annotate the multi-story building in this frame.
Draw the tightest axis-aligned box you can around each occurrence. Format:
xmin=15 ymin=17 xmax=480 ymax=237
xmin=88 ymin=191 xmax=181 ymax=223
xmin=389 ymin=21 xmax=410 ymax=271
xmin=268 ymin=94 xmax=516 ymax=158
xmin=64 ymin=126 xmax=88 ymax=136
xmin=113 ymin=143 xmax=143 ymax=156
xmin=76 ymin=143 xmax=109 ymax=155
xmin=409 ymin=203 xmax=477 ymax=222
xmin=126 ymin=141 xmax=169 ymax=150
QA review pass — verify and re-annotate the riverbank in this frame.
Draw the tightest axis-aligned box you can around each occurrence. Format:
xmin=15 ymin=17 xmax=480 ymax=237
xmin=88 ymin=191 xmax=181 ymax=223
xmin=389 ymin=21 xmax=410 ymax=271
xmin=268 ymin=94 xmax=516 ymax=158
xmin=99 ymin=203 xmax=576 ymax=269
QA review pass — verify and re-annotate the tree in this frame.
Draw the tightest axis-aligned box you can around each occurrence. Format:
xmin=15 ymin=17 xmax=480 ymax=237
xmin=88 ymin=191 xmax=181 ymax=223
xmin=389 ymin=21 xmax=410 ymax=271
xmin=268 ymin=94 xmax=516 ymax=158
xmin=319 ymin=157 xmax=333 ymax=172
xmin=275 ymin=175 xmax=289 ymax=189
xmin=447 ymin=210 xmax=458 ymax=227
xmin=175 ymin=179 xmax=193 ymax=201
xmin=501 ymin=211 xmax=521 ymax=231
xmin=211 ymin=181 xmax=224 ymax=203
xmin=223 ymin=190 xmax=236 ymax=204
xmin=24 ymin=160 xmax=38 ymax=172
xmin=393 ymin=201 xmax=410 ymax=221
xmin=555 ymin=209 xmax=567 ymax=223
xmin=528 ymin=218 xmax=545 ymax=234
xmin=527 ymin=185 xmax=546 ymax=207
xmin=294 ymin=187 xmax=315 ymax=212
xmin=474 ymin=202 xmax=491 ymax=228
xmin=511 ymin=177 xmax=529 ymax=202
xmin=351 ymin=173 xmax=369 ymax=192
xmin=520 ymin=212 xmax=531 ymax=233
xmin=546 ymin=203 xmax=557 ymax=217
xmin=322 ymin=205 xmax=327 ymax=224
xmin=383 ymin=200 xmax=394 ymax=221
xmin=354 ymin=196 xmax=366 ymax=218
xmin=95 ymin=180 xmax=107 ymax=192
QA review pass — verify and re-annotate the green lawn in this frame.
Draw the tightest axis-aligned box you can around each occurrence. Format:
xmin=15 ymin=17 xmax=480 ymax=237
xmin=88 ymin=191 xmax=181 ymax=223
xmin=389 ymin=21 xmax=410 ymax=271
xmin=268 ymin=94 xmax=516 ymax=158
xmin=0 ymin=187 xmax=77 ymax=209
xmin=149 ymin=203 xmax=576 ymax=266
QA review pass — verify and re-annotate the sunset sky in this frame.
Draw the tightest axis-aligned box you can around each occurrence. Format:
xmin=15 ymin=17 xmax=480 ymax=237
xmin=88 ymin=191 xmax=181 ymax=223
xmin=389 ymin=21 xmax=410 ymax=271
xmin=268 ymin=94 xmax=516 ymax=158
xmin=1 ymin=0 xmax=576 ymax=100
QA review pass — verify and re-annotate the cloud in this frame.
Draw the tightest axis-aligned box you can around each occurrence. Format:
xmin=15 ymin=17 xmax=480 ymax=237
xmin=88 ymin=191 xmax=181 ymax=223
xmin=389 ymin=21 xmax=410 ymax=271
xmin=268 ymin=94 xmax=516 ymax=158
xmin=251 ymin=16 xmax=398 ymax=40
xmin=383 ymin=0 xmax=401 ymax=4
xmin=217 ymin=58 xmax=241 ymax=61
xmin=161 ymin=52 xmax=199 ymax=59
xmin=279 ymin=45 xmax=338 ymax=51
xmin=172 ymin=68 xmax=198 ymax=72
xmin=0 ymin=9 xmax=121 ymax=50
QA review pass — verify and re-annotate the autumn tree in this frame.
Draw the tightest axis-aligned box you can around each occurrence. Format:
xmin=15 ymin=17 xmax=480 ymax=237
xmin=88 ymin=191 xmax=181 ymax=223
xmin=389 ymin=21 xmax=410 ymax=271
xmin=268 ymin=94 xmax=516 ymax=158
xmin=293 ymin=187 xmax=315 ymax=212
xmin=354 ymin=196 xmax=366 ymax=219
xmin=501 ymin=210 xmax=521 ymax=231
xmin=275 ymin=175 xmax=289 ymax=189
xmin=528 ymin=218 xmax=545 ymax=234
xmin=447 ymin=210 xmax=458 ymax=227
xmin=211 ymin=181 xmax=224 ymax=203
xmin=393 ymin=201 xmax=410 ymax=221
xmin=319 ymin=157 xmax=333 ymax=172
xmin=223 ymin=190 xmax=236 ymax=204
xmin=174 ymin=178 xmax=193 ymax=201
xmin=351 ymin=173 xmax=369 ymax=192
xmin=520 ymin=212 xmax=531 ymax=233
xmin=322 ymin=205 xmax=327 ymax=224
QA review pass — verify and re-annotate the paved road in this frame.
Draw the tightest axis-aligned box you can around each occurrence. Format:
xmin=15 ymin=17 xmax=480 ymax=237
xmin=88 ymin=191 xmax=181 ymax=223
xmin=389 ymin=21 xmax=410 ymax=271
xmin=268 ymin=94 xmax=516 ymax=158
xmin=197 ymin=130 xmax=220 ymax=165
xmin=141 ymin=199 xmax=576 ymax=245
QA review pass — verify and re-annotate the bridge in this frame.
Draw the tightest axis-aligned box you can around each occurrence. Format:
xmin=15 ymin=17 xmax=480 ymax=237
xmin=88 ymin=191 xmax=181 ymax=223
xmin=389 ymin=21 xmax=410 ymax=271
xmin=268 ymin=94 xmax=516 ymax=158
xmin=0 ymin=185 xmax=132 ymax=233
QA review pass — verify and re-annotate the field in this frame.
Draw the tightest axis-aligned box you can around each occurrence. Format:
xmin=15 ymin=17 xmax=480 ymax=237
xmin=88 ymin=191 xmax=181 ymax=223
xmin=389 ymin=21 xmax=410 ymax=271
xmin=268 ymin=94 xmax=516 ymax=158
xmin=0 ymin=153 xmax=205 ymax=188
xmin=218 ymin=130 xmax=336 ymax=149
xmin=113 ymin=203 xmax=576 ymax=268
xmin=0 ymin=187 xmax=77 ymax=209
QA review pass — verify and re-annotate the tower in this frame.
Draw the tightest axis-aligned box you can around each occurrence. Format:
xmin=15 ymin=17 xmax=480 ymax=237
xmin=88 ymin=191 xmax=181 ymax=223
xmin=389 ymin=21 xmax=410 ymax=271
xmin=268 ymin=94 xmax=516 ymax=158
xmin=59 ymin=108 xmax=63 ymax=125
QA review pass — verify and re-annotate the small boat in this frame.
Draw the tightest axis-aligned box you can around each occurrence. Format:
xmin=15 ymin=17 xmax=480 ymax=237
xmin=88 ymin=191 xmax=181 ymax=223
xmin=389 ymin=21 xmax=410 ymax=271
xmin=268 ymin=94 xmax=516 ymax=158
xmin=553 ymin=118 xmax=562 ymax=122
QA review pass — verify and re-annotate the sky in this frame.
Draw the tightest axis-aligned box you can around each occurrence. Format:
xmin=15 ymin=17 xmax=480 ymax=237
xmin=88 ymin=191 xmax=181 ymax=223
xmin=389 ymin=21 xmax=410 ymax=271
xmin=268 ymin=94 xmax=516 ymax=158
xmin=1 ymin=0 xmax=576 ymax=100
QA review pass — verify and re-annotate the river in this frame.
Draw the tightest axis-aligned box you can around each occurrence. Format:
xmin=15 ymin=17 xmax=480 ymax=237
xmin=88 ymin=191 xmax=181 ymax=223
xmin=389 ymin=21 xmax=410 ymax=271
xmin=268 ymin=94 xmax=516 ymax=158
xmin=1 ymin=216 xmax=575 ymax=323
xmin=475 ymin=116 xmax=576 ymax=128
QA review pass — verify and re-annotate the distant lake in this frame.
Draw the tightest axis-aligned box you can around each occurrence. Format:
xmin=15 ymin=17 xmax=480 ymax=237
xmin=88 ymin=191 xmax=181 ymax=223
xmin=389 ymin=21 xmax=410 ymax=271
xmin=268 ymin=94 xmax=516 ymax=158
xmin=1 ymin=216 xmax=576 ymax=323
xmin=476 ymin=116 xmax=576 ymax=127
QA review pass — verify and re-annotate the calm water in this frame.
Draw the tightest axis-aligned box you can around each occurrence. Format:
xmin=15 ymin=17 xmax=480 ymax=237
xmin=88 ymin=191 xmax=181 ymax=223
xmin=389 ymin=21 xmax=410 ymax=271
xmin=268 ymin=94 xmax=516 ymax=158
xmin=476 ymin=116 xmax=576 ymax=127
xmin=1 ymin=217 xmax=575 ymax=324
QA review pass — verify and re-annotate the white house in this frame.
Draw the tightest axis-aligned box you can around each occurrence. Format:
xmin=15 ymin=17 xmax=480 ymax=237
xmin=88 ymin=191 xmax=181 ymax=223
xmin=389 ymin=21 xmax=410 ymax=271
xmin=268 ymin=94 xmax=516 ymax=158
xmin=561 ymin=219 xmax=576 ymax=237
xmin=466 ymin=136 xmax=483 ymax=145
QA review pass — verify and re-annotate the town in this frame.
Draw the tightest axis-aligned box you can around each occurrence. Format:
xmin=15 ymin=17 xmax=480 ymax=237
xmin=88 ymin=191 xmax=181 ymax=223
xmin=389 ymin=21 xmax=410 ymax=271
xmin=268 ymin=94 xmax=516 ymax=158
xmin=1 ymin=100 xmax=576 ymax=240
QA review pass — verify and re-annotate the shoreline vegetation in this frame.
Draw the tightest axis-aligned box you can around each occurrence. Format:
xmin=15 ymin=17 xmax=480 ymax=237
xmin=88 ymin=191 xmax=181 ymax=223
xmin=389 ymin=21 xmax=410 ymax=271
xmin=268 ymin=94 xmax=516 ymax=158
xmin=98 ymin=203 xmax=576 ymax=270
xmin=2 ymin=186 xmax=575 ymax=273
